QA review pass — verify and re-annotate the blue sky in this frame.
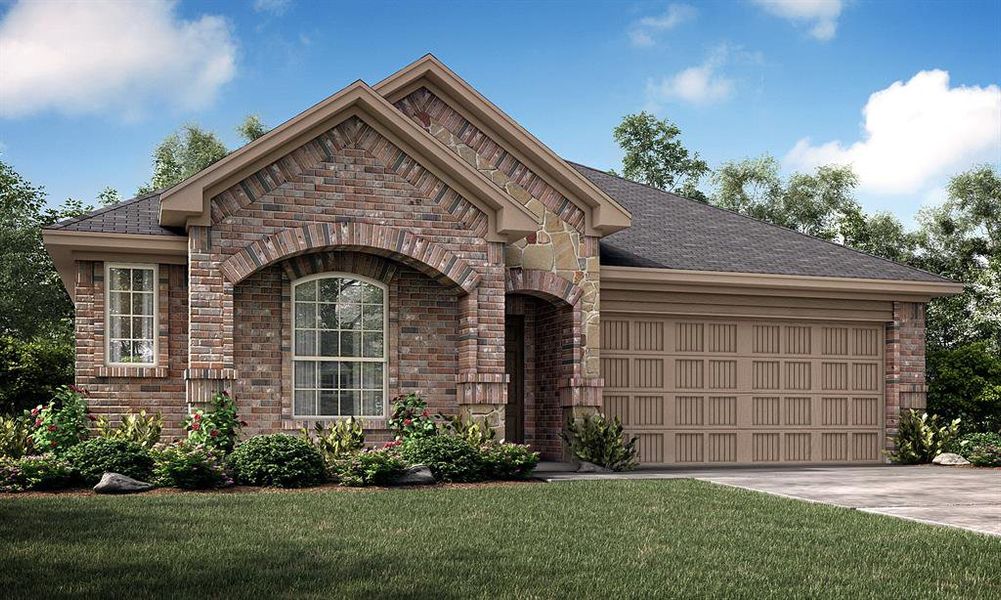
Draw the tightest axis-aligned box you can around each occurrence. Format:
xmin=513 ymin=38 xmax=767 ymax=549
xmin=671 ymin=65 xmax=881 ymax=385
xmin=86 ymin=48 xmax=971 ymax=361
xmin=1 ymin=0 xmax=998 ymax=226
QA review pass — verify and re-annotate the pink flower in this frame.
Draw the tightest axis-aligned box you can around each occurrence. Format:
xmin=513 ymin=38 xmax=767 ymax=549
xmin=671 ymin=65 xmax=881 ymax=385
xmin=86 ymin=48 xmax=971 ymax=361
xmin=191 ymin=422 xmax=201 ymax=431
xmin=421 ymin=410 xmax=430 ymax=418
xmin=210 ymin=430 xmax=219 ymax=438
xmin=30 ymin=407 xmax=39 ymax=417
xmin=193 ymin=413 xmax=202 ymax=421
xmin=403 ymin=418 xmax=413 ymax=426
xmin=34 ymin=419 xmax=42 ymax=428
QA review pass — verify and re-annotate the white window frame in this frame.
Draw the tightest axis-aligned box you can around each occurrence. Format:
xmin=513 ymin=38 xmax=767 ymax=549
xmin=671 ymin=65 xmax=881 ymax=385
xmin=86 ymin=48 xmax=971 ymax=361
xmin=104 ymin=263 xmax=159 ymax=368
xmin=291 ymin=272 xmax=388 ymax=420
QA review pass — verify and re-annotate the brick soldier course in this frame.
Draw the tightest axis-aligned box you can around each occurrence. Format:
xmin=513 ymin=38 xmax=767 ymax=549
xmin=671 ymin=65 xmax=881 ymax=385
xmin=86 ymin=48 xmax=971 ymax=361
xmin=44 ymin=55 xmax=961 ymax=463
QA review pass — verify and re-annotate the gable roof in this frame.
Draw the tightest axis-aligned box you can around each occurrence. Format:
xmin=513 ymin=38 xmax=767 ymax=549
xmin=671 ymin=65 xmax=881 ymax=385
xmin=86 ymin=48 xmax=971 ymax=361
xmin=571 ymin=162 xmax=952 ymax=284
xmin=375 ymin=54 xmax=631 ymax=236
xmin=156 ymin=80 xmax=538 ymax=242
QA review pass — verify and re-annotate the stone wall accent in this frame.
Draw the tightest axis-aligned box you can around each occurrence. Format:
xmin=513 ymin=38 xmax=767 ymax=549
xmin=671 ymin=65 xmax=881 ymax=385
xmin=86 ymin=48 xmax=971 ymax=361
xmin=885 ymin=301 xmax=927 ymax=451
xmin=74 ymin=261 xmax=188 ymax=439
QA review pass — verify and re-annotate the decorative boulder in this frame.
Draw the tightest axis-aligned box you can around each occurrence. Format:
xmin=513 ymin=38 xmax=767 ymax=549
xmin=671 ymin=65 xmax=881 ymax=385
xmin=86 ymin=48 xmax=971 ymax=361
xmin=932 ymin=453 xmax=970 ymax=466
xmin=576 ymin=461 xmax=613 ymax=474
xmin=395 ymin=465 xmax=435 ymax=486
xmin=93 ymin=472 xmax=154 ymax=494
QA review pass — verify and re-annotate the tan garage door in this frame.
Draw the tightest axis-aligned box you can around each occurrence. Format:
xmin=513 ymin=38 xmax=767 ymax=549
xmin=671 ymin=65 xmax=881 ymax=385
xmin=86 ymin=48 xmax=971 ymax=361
xmin=601 ymin=315 xmax=884 ymax=465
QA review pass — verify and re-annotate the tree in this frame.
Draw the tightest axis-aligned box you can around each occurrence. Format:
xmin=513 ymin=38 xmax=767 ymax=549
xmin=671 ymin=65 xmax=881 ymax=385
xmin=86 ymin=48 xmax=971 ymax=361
xmin=237 ymin=114 xmax=269 ymax=143
xmin=138 ymin=125 xmax=228 ymax=194
xmin=612 ymin=112 xmax=710 ymax=201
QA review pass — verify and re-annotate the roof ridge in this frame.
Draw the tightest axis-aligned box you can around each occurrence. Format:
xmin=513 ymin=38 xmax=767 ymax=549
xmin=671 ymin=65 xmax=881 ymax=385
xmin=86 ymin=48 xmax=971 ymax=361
xmin=567 ymin=161 xmax=954 ymax=284
xmin=46 ymin=191 xmax=161 ymax=230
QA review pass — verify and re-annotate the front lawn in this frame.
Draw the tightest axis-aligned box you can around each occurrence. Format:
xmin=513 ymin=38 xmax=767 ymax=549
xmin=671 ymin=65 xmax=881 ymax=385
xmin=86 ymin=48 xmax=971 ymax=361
xmin=1 ymin=480 xmax=998 ymax=598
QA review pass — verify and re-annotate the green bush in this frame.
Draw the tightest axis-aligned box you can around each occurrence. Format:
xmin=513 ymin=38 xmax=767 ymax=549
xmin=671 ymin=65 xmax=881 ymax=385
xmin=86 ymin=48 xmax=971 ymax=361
xmin=63 ymin=437 xmax=154 ymax=484
xmin=0 ymin=334 xmax=74 ymax=415
xmin=388 ymin=392 xmax=437 ymax=440
xmin=562 ymin=413 xmax=638 ymax=471
xmin=954 ymin=432 xmax=1001 ymax=467
xmin=0 ymin=414 xmax=34 ymax=458
xmin=302 ymin=418 xmax=366 ymax=465
xmin=184 ymin=391 xmax=243 ymax=454
xmin=153 ymin=442 xmax=232 ymax=489
xmin=401 ymin=435 xmax=484 ymax=482
xmin=927 ymin=343 xmax=1001 ymax=432
xmin=0 ymin=455 xmax=74 ymax=492
xmin=887 ymin=410 xmax=961 ymax=464
xmin=441 ymin=414 xmax=496 ymax=446
xmin=95 ymin=410 xmax=163 ymax=449
xmin=480 ymin=442 xmax=539 ymax=479
xmin=29 ymin=385 xmax=90 ymax=454
xmin=229 ymin=434 xmax=325 ymax=488
xmin=330 ymin=448 xmax=407 ymax=487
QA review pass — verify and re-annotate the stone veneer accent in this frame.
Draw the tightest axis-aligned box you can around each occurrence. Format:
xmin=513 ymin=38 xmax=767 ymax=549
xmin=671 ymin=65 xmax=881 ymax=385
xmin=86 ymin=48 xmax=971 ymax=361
xmin=884 ymin=301 xmax=927 ymax=450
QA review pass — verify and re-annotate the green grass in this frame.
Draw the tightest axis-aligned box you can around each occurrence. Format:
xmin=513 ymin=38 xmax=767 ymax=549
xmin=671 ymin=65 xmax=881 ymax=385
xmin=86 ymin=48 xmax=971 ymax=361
xmin=1 ymin=480 xmax=998 ymax=599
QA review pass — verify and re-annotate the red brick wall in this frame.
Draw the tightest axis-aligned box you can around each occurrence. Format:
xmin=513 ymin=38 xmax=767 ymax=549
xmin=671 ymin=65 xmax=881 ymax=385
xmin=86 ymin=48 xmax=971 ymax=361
xmin=884 ymin=301 xmax=927 ymax=450
xmin=73 ymin=261 xmax=188 ymax=439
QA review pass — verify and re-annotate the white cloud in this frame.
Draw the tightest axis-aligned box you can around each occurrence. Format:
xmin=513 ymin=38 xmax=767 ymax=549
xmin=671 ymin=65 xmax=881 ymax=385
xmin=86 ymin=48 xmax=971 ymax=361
xmin=645 ymin=47 xmax=734 ymax=107
xmin=751 ymin=0 xmax=843 ymax=41
xmin=785 ymin=70 xmax=1001 ymax=195
xmin=629 ymin=4 xmax=696 ymax=47
xmin=254 ymin=0 xmax=293 ymax=16
xmin=0 ymin=0 xmax=236 ymax=119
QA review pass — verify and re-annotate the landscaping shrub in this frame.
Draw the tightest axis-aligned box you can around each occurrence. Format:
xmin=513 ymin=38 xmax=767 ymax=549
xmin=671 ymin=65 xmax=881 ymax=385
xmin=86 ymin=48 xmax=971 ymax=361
xmin=887 ymin=410 xmax=961 ymax=464
xmin=63 ymin=437 xmax=154 ymax=485
xmin=329 ymin=447 xmax=407 ymax=487
xmin=927 ymin=343 xmax=1001 ymax=433
xmin=0 ymin=454 xmax=73 ymax=492
xmin=0 ymin=334 xmax=74 ymax=415
xmin=562 ymin=413 xmax=638 ymax=471
xmin=388 ymin=392 xmax=437 ymax=440
xmin=401 ymin=435 xmax=484 ymax=482
xmin=228 ymin=434 xmax=325 ymax=488
xmin=480 ymin=442 xmax=539 ymax=479
xmin=441 ymin=414 xmax=496 ymax=446
xmin=96 ymin=410 xmax=163 ymax=449
xmin=302 ymin=418 xmax=365 ymax=465
xmin=0 ymin=414 xmax=34 ymax=458
xmin=954 ymin=432 xmax=1001 ymax=467
xmin=184 ymin=391 xmax=243 ymax=454
xmin=29 ymin=385 xmax=90 ymax=454
xmin=152 ymin=442 xmax=232 ymax=489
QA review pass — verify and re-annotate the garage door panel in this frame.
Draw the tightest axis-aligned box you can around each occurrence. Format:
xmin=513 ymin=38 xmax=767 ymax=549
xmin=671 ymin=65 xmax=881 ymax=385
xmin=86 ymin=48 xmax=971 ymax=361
xmin=602 ymin=315 xmax=884 ymax=466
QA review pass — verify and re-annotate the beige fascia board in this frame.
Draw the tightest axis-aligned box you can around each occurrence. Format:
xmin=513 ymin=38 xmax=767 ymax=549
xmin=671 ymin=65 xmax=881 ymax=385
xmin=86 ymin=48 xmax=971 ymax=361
xmin=42 ymin=230 xmax=188 ymax=300
xmin=375 ymin=54 xmax=633 ymax=236
xmin=159 ymin=81 xmax=537 ymax=242
xmin=601 ymin=265 xmax=965 ymax=301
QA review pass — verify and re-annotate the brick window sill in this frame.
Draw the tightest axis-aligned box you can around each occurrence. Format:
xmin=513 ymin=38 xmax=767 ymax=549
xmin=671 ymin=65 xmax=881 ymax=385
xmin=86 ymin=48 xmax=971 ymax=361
xmin=96 ymin=366 xmax=170 ymax=379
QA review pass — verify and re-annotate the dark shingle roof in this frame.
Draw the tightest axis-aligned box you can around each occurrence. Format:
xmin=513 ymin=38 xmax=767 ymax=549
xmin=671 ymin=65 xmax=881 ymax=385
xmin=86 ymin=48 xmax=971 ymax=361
xmin=571 ymin=162 xmax=950 ymax=283
xmin=45 ymin=192 xmax=182 ymax=237
xmin=46 ymin=164 xmax=950 ymax=284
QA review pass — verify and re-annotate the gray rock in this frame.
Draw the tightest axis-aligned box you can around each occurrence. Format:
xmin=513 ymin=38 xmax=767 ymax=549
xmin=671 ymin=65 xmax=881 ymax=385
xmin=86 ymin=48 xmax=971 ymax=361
xmin=932 ymin=452 xmax=970 ymax=466
xmin=395 ymin=465 xmax=435 ymax=485
xmin=576 ymin=461 xmax=613 ymax=474
xmin=93 ymin=472 xmax=154 ymax=494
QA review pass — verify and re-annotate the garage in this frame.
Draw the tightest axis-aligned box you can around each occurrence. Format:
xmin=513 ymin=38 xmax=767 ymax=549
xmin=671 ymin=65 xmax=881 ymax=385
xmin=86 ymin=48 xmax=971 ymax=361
xmin=600 ymin=309 xmax=887 ymax=466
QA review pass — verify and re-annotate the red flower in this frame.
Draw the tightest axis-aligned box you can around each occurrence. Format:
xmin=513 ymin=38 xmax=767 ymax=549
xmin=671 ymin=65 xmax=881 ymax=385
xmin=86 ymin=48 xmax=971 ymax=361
xmin=403 ymin=418 xmax=413 ymax=426
xmin=421 ymin=410 xmax=430 ymax=418
xmin=191 ymin=422 xmax=201 ymax=431
xmin=34 ymin=418 xmax=42 ymax=428
xmin=47 ymin=424 xmax=58 ymax=432
xmin=193 ymin=413 xmax=202 ymax=421
xmin=30 ymin=407 xmax=39 ymax=417
xmin=210 ymin=429 xmax=219 ymax=438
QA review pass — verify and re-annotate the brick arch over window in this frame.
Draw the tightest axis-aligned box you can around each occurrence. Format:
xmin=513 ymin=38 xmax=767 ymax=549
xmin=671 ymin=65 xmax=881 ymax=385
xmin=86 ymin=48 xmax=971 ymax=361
xmin=505 ymin=268 xmax=584 ymax=309
xmin=219 ymin=222 xmax=480 ymax=294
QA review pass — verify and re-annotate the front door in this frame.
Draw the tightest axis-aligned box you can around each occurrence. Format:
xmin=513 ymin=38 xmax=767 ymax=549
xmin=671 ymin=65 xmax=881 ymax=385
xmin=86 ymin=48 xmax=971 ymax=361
xmin=505 ymin=315 xmax=525 ymax=444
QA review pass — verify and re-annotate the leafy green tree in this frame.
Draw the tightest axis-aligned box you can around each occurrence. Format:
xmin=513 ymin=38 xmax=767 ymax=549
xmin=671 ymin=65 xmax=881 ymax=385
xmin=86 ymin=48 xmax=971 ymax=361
xmin=237 ymin=114 xmax=269 ymax=143
xmin=138 ymin=125 xmax=228 ymax=194
xmin=612 ymin=112 xmax=710 ymax=201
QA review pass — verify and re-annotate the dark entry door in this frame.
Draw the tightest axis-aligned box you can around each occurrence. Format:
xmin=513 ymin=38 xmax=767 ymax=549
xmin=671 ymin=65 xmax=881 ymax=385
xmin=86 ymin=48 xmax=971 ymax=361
xmin=505 ymin=316 xmax=525 ymax=444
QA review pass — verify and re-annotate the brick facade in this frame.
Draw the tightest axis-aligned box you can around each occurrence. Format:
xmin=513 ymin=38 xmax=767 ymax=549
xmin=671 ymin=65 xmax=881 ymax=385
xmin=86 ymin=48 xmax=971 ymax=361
xmin=884 ymin=301 xmax=928 ymax=450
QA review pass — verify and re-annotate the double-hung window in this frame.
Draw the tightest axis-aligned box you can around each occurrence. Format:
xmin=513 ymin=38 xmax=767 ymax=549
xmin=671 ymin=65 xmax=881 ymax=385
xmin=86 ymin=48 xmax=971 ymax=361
xmin=292 ymin=274 xmax=386 ymax=418
xmin=106 ymin=264 xmax=157 ymax=366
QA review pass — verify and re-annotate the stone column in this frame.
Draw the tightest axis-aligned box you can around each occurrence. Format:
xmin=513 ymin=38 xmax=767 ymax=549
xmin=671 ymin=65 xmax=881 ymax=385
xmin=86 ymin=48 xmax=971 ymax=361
xmin=885 ymin=301 xmax=927 ymax=451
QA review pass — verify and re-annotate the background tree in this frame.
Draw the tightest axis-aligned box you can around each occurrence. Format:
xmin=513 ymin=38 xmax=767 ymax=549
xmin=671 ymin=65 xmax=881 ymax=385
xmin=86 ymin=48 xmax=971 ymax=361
xmin=237 ymin=114 xmax=270 ymax=143
xmin=612 ymin=112 xmax=710 ymax=201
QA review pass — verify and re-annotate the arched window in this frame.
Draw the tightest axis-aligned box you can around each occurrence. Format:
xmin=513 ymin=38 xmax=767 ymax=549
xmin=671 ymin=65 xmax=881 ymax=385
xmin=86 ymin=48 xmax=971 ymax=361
xmin=292 ymin=274 xmax=386 ymax=418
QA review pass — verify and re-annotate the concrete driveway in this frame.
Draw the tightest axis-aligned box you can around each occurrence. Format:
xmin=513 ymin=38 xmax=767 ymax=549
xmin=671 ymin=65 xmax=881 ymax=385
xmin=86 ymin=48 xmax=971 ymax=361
xmin=542 ymin=465 xmax=1001 ymax=536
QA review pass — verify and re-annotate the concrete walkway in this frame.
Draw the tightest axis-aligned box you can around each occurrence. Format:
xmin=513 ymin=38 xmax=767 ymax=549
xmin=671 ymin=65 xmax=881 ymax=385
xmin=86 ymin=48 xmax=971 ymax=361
xmin=541 ymin=465 xmax=1001 ymax=536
